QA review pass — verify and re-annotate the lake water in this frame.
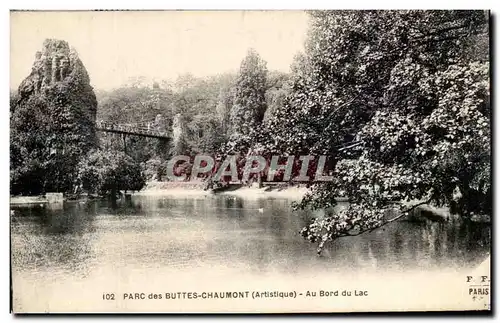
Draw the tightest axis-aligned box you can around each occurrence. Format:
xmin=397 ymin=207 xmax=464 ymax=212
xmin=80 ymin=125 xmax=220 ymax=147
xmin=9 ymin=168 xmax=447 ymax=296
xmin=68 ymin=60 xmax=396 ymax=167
xmin=11 ymin=195 xmax=490 ymax=312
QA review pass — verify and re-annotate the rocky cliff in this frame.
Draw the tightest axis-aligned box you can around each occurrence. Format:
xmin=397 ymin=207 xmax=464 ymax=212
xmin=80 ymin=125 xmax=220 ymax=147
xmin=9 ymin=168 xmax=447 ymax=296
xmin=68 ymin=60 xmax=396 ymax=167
xmin=11 ymin=39 xmax=98 ymax=194
xmin=15 ymin=39 xmax=97 ymax=126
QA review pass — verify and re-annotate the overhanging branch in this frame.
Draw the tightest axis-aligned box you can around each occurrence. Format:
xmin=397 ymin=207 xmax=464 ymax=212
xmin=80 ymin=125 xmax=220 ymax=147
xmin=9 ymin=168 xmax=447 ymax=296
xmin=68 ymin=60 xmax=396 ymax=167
xmin=336 ymin=198 xmax=433 ymax=238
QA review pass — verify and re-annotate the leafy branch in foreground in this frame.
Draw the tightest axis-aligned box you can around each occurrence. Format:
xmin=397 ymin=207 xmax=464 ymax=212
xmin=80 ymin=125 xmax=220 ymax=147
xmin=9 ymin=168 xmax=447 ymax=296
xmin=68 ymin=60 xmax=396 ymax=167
xmin=264 ymin=10 xmax=490 ymax=254
xmin=299 ymin=198 xmax=431 ymax=254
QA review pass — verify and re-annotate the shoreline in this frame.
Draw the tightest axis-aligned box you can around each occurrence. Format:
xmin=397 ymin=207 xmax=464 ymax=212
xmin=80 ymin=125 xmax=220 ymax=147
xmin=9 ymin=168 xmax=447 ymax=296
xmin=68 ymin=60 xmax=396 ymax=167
xmin=8 ymin=184 xmax=492 ymax=224
xmin=10 ymin=183 xmax=311 ymax=205
xmin=10 ymin=195 xmax=48 ymax=205
xmin=10 ymin=187 xmax=491 ymax=224
xmin=135 ymin=182 xmax=309 ymax=200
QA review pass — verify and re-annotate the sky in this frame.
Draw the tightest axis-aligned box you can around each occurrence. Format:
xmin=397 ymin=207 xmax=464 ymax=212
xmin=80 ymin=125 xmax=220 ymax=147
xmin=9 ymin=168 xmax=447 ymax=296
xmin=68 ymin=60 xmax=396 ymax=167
xmin=10 ymin=11 xmax=309 ymax=90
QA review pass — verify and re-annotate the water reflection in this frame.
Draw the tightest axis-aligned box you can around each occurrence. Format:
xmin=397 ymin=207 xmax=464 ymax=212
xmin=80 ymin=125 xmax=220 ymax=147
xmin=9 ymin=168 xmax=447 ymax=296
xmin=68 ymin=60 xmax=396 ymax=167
xmin=11 ymin=195 xmax=490 ymax=279
xmin=11 ymin=202 xmax=97 ymax=278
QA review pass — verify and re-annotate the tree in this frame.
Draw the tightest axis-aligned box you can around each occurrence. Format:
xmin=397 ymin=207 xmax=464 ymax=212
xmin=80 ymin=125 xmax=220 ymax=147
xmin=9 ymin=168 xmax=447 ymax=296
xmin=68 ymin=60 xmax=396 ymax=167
xmin=264 ymin=71 xmax=292 ymax=122
xmin=94 ymin=73 xmax=241 ymax=173
xmin=143 ymin=157 xmax=166 ymax=181
xmin=263 ymin=11 xmax=489 ymax=253
xmin=97 ymin=84 xmax=173 ymax=125
xmin=76 ymin=149 xmax=146 ymax=197
xmin=172 ymin=73 xmax=236 ymax=155
xmin=215 ymin=74 xmax=237 ymax=136
xmin=226 ymin=49 xmax=268 ymax=154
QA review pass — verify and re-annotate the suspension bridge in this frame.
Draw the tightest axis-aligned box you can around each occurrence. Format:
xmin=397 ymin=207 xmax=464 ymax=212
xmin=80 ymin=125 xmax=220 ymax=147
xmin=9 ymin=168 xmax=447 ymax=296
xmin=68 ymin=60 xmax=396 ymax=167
xmin=95 ymin=120 xmax=170 ymax=139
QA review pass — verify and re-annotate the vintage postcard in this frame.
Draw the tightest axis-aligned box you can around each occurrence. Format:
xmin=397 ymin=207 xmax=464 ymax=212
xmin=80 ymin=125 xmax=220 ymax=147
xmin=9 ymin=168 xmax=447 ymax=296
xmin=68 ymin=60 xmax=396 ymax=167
xmin=10 ymin=10 xmax=491 ymax=313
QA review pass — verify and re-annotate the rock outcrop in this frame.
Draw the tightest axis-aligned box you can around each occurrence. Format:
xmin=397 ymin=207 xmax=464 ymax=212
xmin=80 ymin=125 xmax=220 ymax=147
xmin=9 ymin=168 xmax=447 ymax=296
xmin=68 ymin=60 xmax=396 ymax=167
xmin=172 ymin=113 xmax=188 ymax=155
xmin=11 ymin=39 xmax=98 ymax=194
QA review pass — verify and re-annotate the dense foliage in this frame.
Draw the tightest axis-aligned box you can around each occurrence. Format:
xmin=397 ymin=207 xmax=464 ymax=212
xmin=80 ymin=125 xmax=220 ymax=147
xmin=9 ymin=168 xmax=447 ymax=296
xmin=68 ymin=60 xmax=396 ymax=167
xmin=261 ymin=10 xmax=490 ymax=253
xmin=96 ymin=83 xmax=174 ymax=162
xmin=95 ymin=55 xmax=287 ymax=180
xmin=225 ymin=49 xmax=269 ymax=154
xmin=76 ymin=149 xmax=146 ymax=196
xmin=11 ymin=40 xmax=98 ymax=195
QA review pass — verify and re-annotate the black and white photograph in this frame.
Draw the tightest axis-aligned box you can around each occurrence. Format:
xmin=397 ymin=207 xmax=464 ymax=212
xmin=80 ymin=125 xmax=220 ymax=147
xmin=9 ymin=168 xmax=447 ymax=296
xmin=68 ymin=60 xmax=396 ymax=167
xmin=9 ymin=9 xmax=491 ymax=313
